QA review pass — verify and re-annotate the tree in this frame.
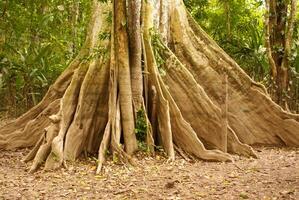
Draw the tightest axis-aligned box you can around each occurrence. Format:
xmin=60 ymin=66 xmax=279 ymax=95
xmin=0 ymin=0 xmax=92 ymax=115
xmin=265 ymin=0 xmax=298 ymax=109
xmin=0 ymin=0 xmax=298 ymax=174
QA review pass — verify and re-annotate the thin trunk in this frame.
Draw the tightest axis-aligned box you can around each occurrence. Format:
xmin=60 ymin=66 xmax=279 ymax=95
xmin=273 ymin=0 xmax=288 ymax=106
xmin=265 ymin=0 xmax=277 ymax=79
xmin=224 ymin=0 xmax=231 ymax=41
xmin=128 ymin=0 xmax=143 ymax=112
xmin=115 ymin=0 xmax=138 ymax=155
xmin=71 ymin=0 xmax=80 ymax=55
xmin=265 ymin=0 xmax=295 ymax=108
xmin=8 ymin=75 xmax=17 ymax=116
xmin=281 ymin=0 xmax=297 ymax=106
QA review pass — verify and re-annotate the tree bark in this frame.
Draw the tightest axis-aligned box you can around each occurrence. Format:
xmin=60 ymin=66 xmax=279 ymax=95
xmin=0 ymin=0 xmax=298 ymax=173
xmin=265 ymin=0 xmax=297 ymax=109
xmin=128 ymin=0 xmax=143 ymax=112
xmin=115 ymin=0 xmax=138 ymax=155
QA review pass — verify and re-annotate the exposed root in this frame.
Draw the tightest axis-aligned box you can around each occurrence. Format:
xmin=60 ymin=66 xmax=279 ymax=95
xmin=1 ymin=0 xmax=298 ymax=174
xmin=0 ymin=99 xmax=60 ymax=150
xmin=64 ymin=60 xmax=110 ymax=161
xmin=144 ymin=108 xmax=155 ymax=153
xmin=151 ymin=37 xmax=253 ymax=158
xmin=29 ymin=120 xmax=60 ymax=173
xmin=143 ymin=1 xmax=232 ymax=162
xmin=149 ymin=86 xmax=158 ymax=144
xmin=43 ymin=63 xmax=89 ymax=171
xmin=96 ymin=101 xmax=135 ymax=174
xmin=96 ymin=121 xmax=112 ymax=174
xmin=23 ymin=134 xmax=44 ymax=163
xmin=155 ymin=94 xmax=175 ymax=160
xmin=143 ymin=10 xmax=175 ymax=159
xmin=23 ymin=114 xmax=61 ymax=164
xmin=170 ymin=0 xmax=299 ymax=147
xmin=174 ymin=144 xmax=190 ymax=161
xmin=0 ymin=0 xmax=103 ymax=138
xmin=0 ymin=63 xmax=78 ymax=138
xmin=159 ymin=75 xmax=232 ymax=162
xmin=115 ymin=98 xmax=122 ymax=145
xmin=96 ymin=99 xmax=136 ymax=174
xmin=227 ymin=127 xmax=257 ymax=158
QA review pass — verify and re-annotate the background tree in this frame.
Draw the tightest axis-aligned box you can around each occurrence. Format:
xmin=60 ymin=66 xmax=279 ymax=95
xmin=265 ymin=0 xmax=297 ymax=110
xmin=0 ymin=0 xmax=91 ymax=115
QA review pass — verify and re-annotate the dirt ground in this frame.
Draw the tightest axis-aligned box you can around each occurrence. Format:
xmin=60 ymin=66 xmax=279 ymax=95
xmin=0 ymin=117 xmax=298 ymax=200
xmin=0 ymin=145 xmax=297 ymax=200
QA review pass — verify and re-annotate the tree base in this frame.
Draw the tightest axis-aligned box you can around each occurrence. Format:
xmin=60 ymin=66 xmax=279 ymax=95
xmin=0 ymin=0 xmax=298 ymax=173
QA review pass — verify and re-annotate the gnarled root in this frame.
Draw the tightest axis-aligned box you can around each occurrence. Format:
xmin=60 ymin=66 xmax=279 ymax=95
xmin=0 ymin=99 xmax=60 ymax=150
xmin=170 ymin=0 xmax=299 ymax=147
xmin=27 ymin=116 xmax=60 ymax=173
xmin=1 ymin=0 xmax=298 ymax=174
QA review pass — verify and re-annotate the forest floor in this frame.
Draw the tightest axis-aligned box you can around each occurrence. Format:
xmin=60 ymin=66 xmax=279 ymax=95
xmin=0 ymin=118 xmax=298 ymax=200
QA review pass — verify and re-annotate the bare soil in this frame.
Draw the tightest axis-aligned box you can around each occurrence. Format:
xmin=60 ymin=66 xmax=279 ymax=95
xmin=0 ymin=145 xmax=298 ymax=200
xmin=0 ymin=115 xmax=298 ymax=200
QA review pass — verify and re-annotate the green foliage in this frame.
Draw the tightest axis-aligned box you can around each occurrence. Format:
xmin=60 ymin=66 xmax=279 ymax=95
xmin=288 ymin=11 xmax=299 ymax=110
xmin=112 ymin=153 xmax=119 ymax=164
xmin=0 ymin=0 xmax=91 ymax=115
xmin=185 ymin=0 xmax=298 ymax=111
xmin=291 ymin=10 xmax=299 ymax=75
xmin=50 ymin=151 xmax=59 ymax=161
xmin=137 ymin=141 xmax=149 ymax=152
xmin=81 ymin=44 xmax=110 ymax=63
xmin=185 ymin=0 xmax=298 ymax=79
xmin=1 ymin=0 xmax=298 ymax=114
xmin=184 ymin=0 xmax=209 ymax=20
xmin=185 ymin=0 xmax=269 ymax=81
xmin=98 ymin=31 xmax=111 ymax=41
xmin=135 ymin=109 xmax=147 ymax=142
xmin=150 ymin=28 xmax=167 ymax=76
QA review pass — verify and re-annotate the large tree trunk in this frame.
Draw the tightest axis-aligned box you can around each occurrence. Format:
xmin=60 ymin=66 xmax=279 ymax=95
xmin=0 ymin=0 xmax=298 ymax=173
